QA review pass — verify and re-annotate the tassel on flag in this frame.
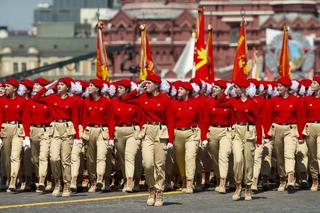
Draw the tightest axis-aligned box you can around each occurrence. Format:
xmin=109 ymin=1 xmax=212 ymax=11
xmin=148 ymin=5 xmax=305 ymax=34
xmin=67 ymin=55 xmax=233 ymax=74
xmin=96 ymin=21 xmax=110 ymax=81
xmin=279 ymin=25 xmax=291 ymax=78
xmin=194 ymin=6 xmax=209 ymax=81
xmin=139 ymin=24 xmax=155 ymax=80
xmin=231 ymin=17 xmax=249 ymax=82
xmin=206 ymin=24 xmax=214 ymax=81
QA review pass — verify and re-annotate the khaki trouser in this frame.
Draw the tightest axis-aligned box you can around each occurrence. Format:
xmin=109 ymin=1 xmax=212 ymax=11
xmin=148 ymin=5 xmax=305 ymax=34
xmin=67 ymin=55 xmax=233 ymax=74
xmin=29 ymin=126 xmax=51 ymax=178
xmin=70 ymin=125 xmax=84 ymax=179
xmin=174 ymin=128 xmax=200 ymax=180
xmin=232 ymin=124 xmax=256 ymax=185
xmin=304 ymin=123 xmax=320 ymax=178
xmin=71 ymin=142 xmax=82 ymax=179
xmin=165 ymin=145 xmax=176 ymax=181
xmin=79 ymin=126 xmax=113 ymax=180
xmin=1 ymin=123 xmax=16 ymax=179
xmin=253 ymin=141 xmax=273 ymax=178
xmin=50 ymin=121 xmax=75 ymax=183
xmin=0 ymin=123 xmax=25 ymax=178
xmin=141 ymin=124 xmax=167 ymax=191
xmin=270 ymin=123 xmax=308 ymax=178
xmin=115 ymin=126 xmax=142 ymax=179
xmin=207 ymin=126 xmax=232 ymax=179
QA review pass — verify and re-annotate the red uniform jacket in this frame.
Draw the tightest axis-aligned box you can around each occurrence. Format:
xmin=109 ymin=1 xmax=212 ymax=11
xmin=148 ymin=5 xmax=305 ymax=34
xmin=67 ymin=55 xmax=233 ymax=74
xmin=167 ymin=98 xmax=206 ymax=144
xmin=112 ymin=97 xmax=144 ymax=127
xmin=302 ymin=95 xmax=320 ymax=123
xmin=0 ymin=95 xmax=27 ymax=132
xmin=32 ymin=88 xmax=79 ymax=139
xmin=218 ymin=94 xmax=262 ymax=144
xmin=122 ymin=90 xmax=172 ymax=142
xmin=81 ymin=96 xmax=115 ymax=139
xmin=203 ymin=96 xmax=235 ymax=133
xmin=23 ymin=99 xmax=53 ymax=137
xmin=264 ymin=94 xmax=305 ymax=140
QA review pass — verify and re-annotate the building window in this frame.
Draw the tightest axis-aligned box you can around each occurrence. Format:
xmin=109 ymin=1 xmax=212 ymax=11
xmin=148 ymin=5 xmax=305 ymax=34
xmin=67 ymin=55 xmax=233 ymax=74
xmin=75 ymin=62 xmax=80 ymax=73
xmin=230 ymin=27 xmax=239 ymax=43
xmin=91 ymin=62 xmax=96 ymax=73
xmin=13 ymin=62 xmax=19 ymax=73
xmin=21 ymin=62 xmax=27 ymax=71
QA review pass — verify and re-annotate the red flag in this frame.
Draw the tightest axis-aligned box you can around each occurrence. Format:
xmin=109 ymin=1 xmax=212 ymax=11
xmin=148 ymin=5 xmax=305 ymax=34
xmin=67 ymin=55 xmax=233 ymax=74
xmin=279 ymin=26 xmax=290 ymax=78
xmin=194 ymin=6 xmax=209 ymax=81
xmin=231 ymin=18 xmax=249 ymax=82
xmin=139 ymin=24 xmax=155 ymax=80
xmin=206 ymin=24 xmax=214 ymax=81
xmin=96 ymin=21 xmax=110 ymax=81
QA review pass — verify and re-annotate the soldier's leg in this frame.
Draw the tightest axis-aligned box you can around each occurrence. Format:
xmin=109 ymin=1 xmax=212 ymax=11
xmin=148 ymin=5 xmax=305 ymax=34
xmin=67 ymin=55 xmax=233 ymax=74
xmin=218 ymin=131 xmax=232 ymax=193
xmin=284 ymin=127 xmax=298 ymax=193
xmin=124 ymin=133 xmax=141 ymax=192
xmin=61 ymin=135 xmax=73 ymax=196
xmin=185 ymin=132 xmax=199 ymax=193
xmin=38 ymin=130 xmax=51 ymax=191
xmin=8 ymin=133 xmax=23 ymax=191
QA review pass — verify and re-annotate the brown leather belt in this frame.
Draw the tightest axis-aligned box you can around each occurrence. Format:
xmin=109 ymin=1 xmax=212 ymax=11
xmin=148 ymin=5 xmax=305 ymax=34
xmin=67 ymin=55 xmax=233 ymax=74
xmin=118 ymin=124 xmax=137 ymax=127
xmin=4 ymin=121 xmax=21 ymax=125
xmin=31 ymin=124 xmax=51 ymax=128
xmin=54 ymin=119 xmax=70 ymax=122
xmin=176 ymin=126 xmax=197 ymax=131
xmin=236 ymin=122 xmax=254 ymax=126
xmin=276 ymin=123 xmax=295 ymax=125
xmin=309 ymin=121 xmax=320 ymax=124
xmin=88 ymin=124 xmax=107 ymax=128
xmin=211 ymin=125 xmax=230 ymax=128
xmin=146 ymin=122 xmax=164 ymax=125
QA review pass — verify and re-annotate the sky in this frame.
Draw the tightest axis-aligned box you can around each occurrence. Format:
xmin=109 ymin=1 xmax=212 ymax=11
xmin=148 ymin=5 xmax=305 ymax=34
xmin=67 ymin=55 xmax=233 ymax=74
xmin=0 ymin=0 xmax=53 ymax=31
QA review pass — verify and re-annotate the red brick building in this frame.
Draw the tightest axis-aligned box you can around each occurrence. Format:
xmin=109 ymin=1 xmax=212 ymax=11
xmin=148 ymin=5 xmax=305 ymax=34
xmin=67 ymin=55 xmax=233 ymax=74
xmin=103 ymin=0 xmax=320 ymax=80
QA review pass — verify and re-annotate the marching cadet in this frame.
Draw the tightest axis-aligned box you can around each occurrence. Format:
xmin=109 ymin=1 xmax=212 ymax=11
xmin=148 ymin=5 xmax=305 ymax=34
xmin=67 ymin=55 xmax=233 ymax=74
xmin=161 ymin=80 xmax=177 ymax=191
xmin=251 ymin=81 xmax=273 ymax=192
xmin=204 ymin=80 xmax=234 ymax=194
xmin=78 ymin=79 xmax=115 ymax=193
xmin=122 ymin=74 xmax=172 ymax=207
xmin=289 ymin=80 xmax=309 ymax=189
xmin=32 ymin=78 xmax=79 ymax=197
xmin=69 ymin=80 xmax=87 ymax=192
xmin=167 ymin=81 xmax=205 ymax=194
xmin=218 ymin=78 xmax=262 ymax=201
xmin=17 ymin=79 xmax=34 ymax=192
xmin=0 ymin=78 xmax=27 ymax=192
xmin=264 ymin=77 xmax=307 ymax=193
xmin=112 ymin=80 xmax=143 ymax=192
xmin=189 ymin=78 xmax=211 ymax=190
xmin=302 ymin=76 xmax=320 ymax=191
xmin=23 ymin=78 xmax=53 ymax=192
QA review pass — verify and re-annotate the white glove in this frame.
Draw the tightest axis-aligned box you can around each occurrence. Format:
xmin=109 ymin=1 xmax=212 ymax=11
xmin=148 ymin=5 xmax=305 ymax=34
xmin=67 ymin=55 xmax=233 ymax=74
xmin=73 ymin=139 xmax=82 ymax=146
xmin=166 ymin=143 xmax=173 ymax=150
xmin=137 ymin=81 xmax=148 ymax=93
xmin=108 ymin=139 xmax=114 ymax=147
xmin=0 ymin=138 xmax=3 ymax=150
xmin=201 ymin=140 xmax=208 ymax=148
xmin=23 ymin=137 xmax=31 ymax=149
xmin=298 ymin=139 xmax=304 ymax=144
xmin=263 ymin=138 xmax=270 ymax=144
xmin=45 ymin=80 xmax=58 ymax=90
xmin=224 ymin=83 xmax=234 ymax=95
